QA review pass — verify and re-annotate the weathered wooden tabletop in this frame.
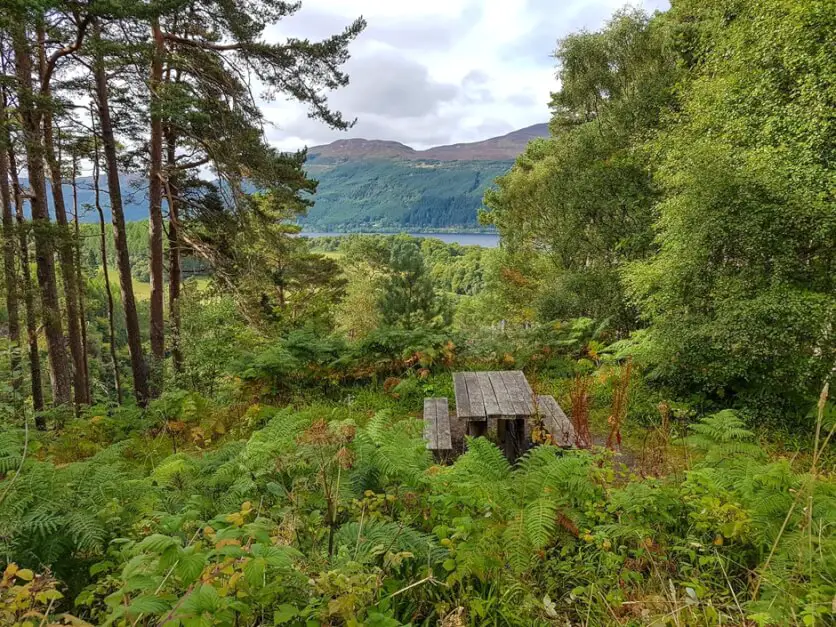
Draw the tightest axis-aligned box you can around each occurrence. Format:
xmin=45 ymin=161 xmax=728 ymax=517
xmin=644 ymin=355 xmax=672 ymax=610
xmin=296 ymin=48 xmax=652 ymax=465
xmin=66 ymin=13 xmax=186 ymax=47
xmin=453 ymin=371 xmax=536 ymax=421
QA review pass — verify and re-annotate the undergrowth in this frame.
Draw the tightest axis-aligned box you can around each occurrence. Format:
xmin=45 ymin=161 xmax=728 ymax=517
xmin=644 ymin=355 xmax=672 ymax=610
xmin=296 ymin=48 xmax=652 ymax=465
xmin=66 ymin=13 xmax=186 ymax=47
xmin=0 ymin=390 xmax=832 ymax=625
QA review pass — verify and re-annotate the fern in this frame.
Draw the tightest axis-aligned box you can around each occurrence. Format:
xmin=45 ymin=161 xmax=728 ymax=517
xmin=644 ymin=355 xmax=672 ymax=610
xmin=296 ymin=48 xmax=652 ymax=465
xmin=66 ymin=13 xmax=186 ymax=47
xmin=351 ymin=411 xmax=431 ymax=493
xmin=0 ymin=430 xmax=23 ymax=474
xmin=333 ymin=520 xmax=444 ymax=567
xmin=686 ymin=410 xmax=764 ymax=463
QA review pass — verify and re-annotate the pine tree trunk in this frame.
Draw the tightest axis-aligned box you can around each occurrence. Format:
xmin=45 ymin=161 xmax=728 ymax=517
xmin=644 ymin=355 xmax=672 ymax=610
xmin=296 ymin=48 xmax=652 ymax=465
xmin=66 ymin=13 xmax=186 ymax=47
xmin=72 ymin=155 xmax=91 ymax=402
xmin=92 ymin=21 xmax=149 ymax=406
xmin=0 ymin=93 xmax=21 ymax=389
xmin=92 ymin=130 xmax=122 ymax=404
xmin=148 ymin=18 xmax=166 ymax=391
xmin=42 ymin=105 xmax=89 ymax=407
xmin=37 ymin=25 xmax=88 ymax=406
xmin=165 ymin=131 xmax=183 ymax=376
xmin=8 ymin=146 xmax=45 ymax=416
xmin=11 ymin=24 xmax=72 ymax=407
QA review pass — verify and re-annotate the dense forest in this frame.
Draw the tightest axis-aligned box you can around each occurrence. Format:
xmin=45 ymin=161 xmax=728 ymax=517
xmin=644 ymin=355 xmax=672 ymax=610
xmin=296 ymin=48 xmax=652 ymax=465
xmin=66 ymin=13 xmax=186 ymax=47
xmin=0 ymin=1 xmax=833 ymax=626
xmin=301 ymin=159 xmax=512 ymax=232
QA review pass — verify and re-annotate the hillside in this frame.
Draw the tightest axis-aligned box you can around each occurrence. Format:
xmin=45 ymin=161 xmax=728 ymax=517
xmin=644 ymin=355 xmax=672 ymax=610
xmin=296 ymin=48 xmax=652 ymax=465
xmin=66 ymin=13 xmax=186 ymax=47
xmin=300 ymin=124 xmax=549 ymax=231
xmin=307 ymin=123 xmax=548 ymax=162
xmin=35 ymin=124 xmax=549 ymax=230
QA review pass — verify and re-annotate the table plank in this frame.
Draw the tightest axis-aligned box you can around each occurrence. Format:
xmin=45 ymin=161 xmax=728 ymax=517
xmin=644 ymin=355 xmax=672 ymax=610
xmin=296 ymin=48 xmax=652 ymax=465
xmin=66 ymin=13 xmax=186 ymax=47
xmin=476 ymin=372 xmax=501 ymax=417
xmin=423 ymin=397 xmax=437 ymax=448
xmin=487 ymin=372 xmax=516 ymax=417
xmin=435 ymin=399 xmax=452 ymax=450
xmin=516 ymin=371 xmax=536 ymax=415
xmin=501 ymin=371 xmax=533 ymax=417
xmin=464 ymin=373 xmax=486 ymax=420
xmin=453 ymin=373 xmax=472 ymax=418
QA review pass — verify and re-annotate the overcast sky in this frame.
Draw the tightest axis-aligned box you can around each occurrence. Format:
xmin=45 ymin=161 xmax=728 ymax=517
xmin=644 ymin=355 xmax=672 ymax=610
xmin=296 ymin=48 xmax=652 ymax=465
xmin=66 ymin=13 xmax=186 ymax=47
xmin=264 ymin=0 xmax=669 ymax=152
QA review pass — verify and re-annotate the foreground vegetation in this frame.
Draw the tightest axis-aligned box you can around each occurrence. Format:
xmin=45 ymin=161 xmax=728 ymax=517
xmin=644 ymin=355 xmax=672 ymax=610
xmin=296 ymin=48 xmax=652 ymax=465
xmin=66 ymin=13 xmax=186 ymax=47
xmin=0 ymin=0 xmax=833 ymax=625
xmin=2 ymin=321 xmax=834 ymax=626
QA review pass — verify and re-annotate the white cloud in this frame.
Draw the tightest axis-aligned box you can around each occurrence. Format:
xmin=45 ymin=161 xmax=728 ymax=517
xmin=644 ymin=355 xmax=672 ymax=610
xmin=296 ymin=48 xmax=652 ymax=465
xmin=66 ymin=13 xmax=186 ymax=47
xmin=263 ymin=0 xmax=670 ymax=151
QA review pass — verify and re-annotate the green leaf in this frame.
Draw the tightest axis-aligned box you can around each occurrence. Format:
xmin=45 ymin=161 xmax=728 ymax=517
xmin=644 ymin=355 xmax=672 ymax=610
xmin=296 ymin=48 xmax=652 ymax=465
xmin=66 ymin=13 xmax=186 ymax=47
xmin=243 ymin=557 xmax=266 ymax=588
xmin=175 ymin=551 xmax=206 ymax=584
xmin=127 ymin=594 xmax=172 ymax=616
xmin=136 ymin=533 xmax=180 ymax=554
xmin=274 ymin=604 xmax=299 ymax=624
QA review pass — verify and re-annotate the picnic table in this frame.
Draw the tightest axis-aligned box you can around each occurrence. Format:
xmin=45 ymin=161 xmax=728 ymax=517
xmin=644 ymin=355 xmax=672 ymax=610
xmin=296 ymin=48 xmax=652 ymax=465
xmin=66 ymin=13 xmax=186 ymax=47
xmin=453 ymin=370 xmax=535 ymax=459
xmin=423 ymin=370 xmax=575 ymax=462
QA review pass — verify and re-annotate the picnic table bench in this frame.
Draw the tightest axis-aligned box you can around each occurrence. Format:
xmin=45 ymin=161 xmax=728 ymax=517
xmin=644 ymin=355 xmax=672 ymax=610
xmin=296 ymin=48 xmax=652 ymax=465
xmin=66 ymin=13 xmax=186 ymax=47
xmin=423 ymin=398 xmax=453 ymax=461
xmin=536 ymin=395 xmax=575 ymax=447
xmin=422 ymin=371 xmax=576 ymax=462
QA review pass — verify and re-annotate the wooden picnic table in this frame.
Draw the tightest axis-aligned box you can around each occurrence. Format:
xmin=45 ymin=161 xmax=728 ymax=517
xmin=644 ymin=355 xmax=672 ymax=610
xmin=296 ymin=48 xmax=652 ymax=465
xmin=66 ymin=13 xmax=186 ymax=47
xmin=453 ymin=370 xmax=538 ymax=460
xmin=423 ymin=371 xmax=575 ymax=463
xmin=453 ymin=370 xmax=536 ymax=421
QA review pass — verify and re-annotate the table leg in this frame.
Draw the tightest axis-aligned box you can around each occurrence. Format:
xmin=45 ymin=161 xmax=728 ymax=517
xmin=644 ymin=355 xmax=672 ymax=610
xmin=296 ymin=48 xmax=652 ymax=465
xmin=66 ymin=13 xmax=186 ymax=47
xmin=467 ymin=420 xmax=487 ymax=437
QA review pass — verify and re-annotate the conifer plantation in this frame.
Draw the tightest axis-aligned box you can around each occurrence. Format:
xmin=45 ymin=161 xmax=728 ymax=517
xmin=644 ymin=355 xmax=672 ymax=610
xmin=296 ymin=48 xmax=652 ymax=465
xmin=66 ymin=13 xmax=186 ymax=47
xmin=0 ymin=1 xmax=833 ymax=625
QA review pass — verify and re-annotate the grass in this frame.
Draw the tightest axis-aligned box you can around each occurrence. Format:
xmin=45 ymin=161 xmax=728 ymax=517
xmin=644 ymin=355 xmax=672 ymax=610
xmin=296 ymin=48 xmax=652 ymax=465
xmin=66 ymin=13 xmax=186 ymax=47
xmin=95 ymin=267 xmax=209 ymax=301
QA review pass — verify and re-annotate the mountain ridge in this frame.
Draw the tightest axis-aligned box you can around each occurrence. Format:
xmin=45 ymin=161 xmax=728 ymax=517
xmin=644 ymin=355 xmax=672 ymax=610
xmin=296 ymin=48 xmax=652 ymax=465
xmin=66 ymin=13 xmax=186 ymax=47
xmin=299 ymin=123 xmax=550 ymax=231
xmin=27 ymin=123 xmax=549 ymax=231
xmin=308 ymin=123 xmax=548 ymax=162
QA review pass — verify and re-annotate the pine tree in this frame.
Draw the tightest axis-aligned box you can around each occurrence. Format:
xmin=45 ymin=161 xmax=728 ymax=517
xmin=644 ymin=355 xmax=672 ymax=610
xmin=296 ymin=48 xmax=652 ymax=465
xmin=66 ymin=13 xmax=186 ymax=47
xmin=0 ymin=79 xmax=21 ymax=390
xmin=89 ymin=18 xmax=150 ymax=406
xmin=36 ymin=19 xmax=90 ymax=406
xmin=378 ymin=236 xmax=451 ymax=328
xmin=8 ymin=19 xmax=72 ymax=406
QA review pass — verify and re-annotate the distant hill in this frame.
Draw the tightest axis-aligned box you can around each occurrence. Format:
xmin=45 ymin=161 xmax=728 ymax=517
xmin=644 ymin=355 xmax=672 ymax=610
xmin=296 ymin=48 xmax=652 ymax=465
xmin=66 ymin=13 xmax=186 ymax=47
xmin=28 ymin=123 xmax=549 ymax=231
xmin=307 ymin=123 xmax=548 ymax=163
xmin=301 ymin=124 xmax=549 ymax=231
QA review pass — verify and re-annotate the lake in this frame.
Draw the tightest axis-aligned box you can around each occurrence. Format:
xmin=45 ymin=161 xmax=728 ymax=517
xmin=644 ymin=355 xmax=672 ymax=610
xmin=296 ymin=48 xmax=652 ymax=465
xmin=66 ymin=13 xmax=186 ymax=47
xmin=301 ymin=231 xmax=500 ymax=248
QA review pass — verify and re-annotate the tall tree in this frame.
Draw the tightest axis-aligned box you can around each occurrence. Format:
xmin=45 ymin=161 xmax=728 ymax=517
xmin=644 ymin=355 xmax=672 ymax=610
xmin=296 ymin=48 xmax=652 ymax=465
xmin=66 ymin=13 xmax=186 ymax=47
xmin=483 ymin=9 xmax=678 ymax=330
xmin=8 ymin=21 xmax=72 ymax=405
xmin=0 ymin=77 xmax=21 ymax=389
xmin=626 ymin=0 xmax=836 ymax=421
xmin=141 ymin=0 xmax=365 ymax=350
xmin=147 ymin=17 xmax=165 ymax=386
xmin=36 ymin=21 xmax=90 ymax=406
xmin=90 ymin=106 xmax=122 ymax=404
xmin=7 ymin=136 xmax=45 ymax=415
xmin=90 ymin=19 xmax=150 ymax=405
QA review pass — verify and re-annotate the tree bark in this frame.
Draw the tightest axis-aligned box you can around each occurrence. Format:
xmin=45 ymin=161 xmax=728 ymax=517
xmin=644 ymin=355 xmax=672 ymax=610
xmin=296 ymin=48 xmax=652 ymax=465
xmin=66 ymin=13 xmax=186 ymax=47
xmin=0 ymin=92 xmax=21 ymax=389
xmin=11 ymin=24 xmax=72 ymax=406
xmin=148 ymin=18 xmax=166 ymax=391
xmin=8 ymin=146 xmax=45 ymax=417
xmin=92 ymin=21 xmax=149 ymax=406
xmin=38 ymin=24 xmax=89 ymax=407
xmin=92 ymin=125 xmax=122 ymax=404
xmin=165 ymin=130 xmax=182 ymax=375
xmin=72 ymin=153 xmax=91 ymax=402
xmin=42 ymin=115 xmax=89 ymax=407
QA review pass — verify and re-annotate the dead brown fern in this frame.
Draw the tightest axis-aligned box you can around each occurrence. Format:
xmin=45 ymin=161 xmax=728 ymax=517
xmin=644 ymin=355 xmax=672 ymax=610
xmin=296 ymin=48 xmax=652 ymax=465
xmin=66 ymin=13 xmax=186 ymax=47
xmin=569 ymin=375 xmax=592 ymax=449
xmin=606 ymin=360 xmax=632 ymax=450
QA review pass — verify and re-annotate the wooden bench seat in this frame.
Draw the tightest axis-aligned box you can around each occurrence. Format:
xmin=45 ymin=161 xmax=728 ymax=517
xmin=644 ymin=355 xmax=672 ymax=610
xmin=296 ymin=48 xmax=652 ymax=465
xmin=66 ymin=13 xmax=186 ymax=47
xmin=536 ymin=395 xmax=575 ymax=447
xmin=423 ymin=398 xmax=452 ymax=460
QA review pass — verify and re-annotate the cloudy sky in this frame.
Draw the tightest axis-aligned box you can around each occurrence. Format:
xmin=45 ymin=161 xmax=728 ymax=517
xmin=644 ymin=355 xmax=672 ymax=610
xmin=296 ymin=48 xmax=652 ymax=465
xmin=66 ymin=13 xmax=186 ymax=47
xmin=264 ymin=0 xmax=669 ymax=152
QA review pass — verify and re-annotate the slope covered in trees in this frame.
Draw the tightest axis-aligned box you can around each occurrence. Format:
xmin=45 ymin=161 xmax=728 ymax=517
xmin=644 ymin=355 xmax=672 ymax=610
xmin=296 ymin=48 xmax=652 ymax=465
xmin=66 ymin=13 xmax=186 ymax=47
xmin=0 ymin=1 xmax=833 ymax=626
xmin=22 ymin=125 xmax=548 ymax=232
xmin=302 ymin=158 xmax=513 ymax=231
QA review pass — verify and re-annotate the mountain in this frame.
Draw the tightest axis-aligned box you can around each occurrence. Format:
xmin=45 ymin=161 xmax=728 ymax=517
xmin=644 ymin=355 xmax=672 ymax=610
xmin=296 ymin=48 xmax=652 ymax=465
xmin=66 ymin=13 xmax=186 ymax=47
xmin=300 ymin=124 xmax=549 ymax=231
xmin=25 ymin=173 xmax=150 ymax=224
xmin=27 ymin=124 xmax=549 ymax=231
xmin=307 ymin=123 xmax=549 ymax=163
